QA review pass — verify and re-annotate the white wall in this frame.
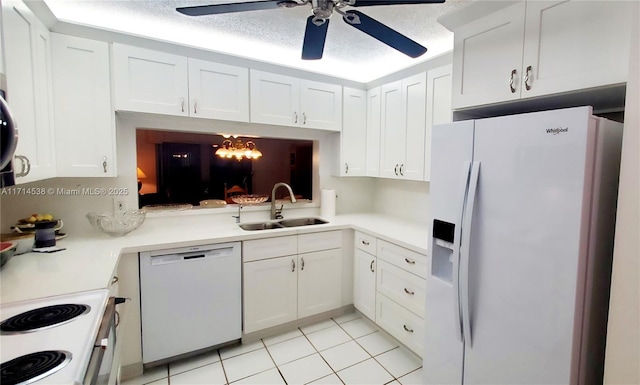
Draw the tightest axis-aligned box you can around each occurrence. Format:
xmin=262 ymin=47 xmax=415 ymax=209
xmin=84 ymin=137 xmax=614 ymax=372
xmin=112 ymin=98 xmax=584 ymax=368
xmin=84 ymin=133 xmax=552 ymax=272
xmin=372 ymin=179 xmax=430 ymax=225
xmin=604 ymin=3 xmax=640 ymax=383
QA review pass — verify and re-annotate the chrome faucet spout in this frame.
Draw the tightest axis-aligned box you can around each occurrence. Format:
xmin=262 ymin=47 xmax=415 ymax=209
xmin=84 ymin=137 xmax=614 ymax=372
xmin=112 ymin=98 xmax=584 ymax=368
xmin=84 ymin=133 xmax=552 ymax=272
xmin=271 ymin=182 xmax=297 ymax=220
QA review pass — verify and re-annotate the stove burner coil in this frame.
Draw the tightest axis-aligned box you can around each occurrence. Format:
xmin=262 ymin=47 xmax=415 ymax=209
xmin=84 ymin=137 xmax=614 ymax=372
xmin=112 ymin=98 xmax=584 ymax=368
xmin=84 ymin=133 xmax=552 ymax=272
xmin=0 ymin=350 xmax=72 ymax=385
xmin=0 ymin=304 xmax=90 ymax=334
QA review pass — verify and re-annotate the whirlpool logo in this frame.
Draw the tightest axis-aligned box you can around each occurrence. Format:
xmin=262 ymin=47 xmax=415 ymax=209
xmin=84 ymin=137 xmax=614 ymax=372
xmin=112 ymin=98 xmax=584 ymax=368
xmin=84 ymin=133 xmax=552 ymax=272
xmin=546 ymin=127 xmax=569 ymax=135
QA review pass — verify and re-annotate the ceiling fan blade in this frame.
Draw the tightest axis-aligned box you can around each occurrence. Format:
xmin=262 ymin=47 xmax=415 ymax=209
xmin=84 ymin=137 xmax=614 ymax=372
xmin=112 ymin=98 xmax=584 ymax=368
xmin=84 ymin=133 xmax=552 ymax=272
xmin=177 ymin=0 xmax=285 ymax=16
xmin=342 ymin=10 xmax=427 ymax=58
xmin=302 ymin=16 xmax=329 ymax=60
xmin=351 ymin=0 xmax=445 ymax=6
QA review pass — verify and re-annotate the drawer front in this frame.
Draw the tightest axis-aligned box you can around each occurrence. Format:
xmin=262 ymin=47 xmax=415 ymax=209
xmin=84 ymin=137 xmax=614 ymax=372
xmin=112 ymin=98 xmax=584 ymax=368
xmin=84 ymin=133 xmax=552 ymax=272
xmin=243 ymin=235 xmax=297 ymax=262
xmin=354 ymin=231 xmax=377 ymax=255
xmin=376 ymin=294 xmax=425 ymax=357
xmin=377 ymin=240 xmax=428 ymax=279
xmin=298 ymin=230 xmax=342 ymax=254
xmin=377 ymin=260 xmax=425 ymax=318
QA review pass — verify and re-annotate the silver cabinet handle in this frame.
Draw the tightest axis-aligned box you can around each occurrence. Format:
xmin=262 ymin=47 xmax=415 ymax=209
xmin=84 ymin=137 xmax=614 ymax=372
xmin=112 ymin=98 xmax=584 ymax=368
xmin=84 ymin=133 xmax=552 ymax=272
xmin=301 ymin=257 xmax=305 ymax=271
xmin=509 ymin=69 xmax=517 ymax=93
xmin=403 ymin=324 xmax=414 ymax=333
xmin=404 ymin=258 xmax=416 ymax=265
xmin=111 ymin=276 xmax=119 ymax=285
xmin=399 ymin=164 xmax=404 ymax=176
xmin=294 ymin=112 xmax=298 ymax=124
xmin=345 ymin=163 xmax=349 ymax=174
xmin=394 ymin=164 xmax=399 ymax=176
xmin=524 ymin=65 xmax=532 ymax=91
xmin=14 ymin=155 xmax=30 ymax=177
xmin=302 ymin=112 xmax=306 ymax=125
xmin=291 ymin=259 xmax=296 ymax=272
xmin=361 ymin=240 xmax=370 ymax=246
xmin=193 ymin=99 xmax=198 ymax=114
xmin=370 ymin=260 xmax=375 ymax=273
xmin=404 ymin=288 xmax=415 ymax=295
xmin=180 ymin=97 xmax=185 ymax=112
xmin=102 ymin=156 xmax=107 ymax=173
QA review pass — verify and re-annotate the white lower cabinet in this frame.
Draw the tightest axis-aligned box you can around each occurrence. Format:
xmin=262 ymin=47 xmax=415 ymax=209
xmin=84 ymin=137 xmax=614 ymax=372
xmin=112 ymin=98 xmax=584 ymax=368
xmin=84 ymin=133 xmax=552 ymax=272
xmin=353 ymin=231 xmax=427 ymax=357
xmin=243 ymin=231 xmax=343 ymax=334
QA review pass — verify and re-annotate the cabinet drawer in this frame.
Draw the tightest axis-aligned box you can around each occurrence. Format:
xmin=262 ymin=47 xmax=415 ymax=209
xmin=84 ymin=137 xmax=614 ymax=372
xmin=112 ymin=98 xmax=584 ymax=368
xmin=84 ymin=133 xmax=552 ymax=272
xmin=377 ymin=240 xmax=427 ymax=279
xmin=298 ymin=231 xmax=342 ymax=254
xmin=376 ymin=294 xmax=424 ymax=357
xmin=377 ymin=260 xmax=425 ymax=318
xmin=243 ymin=236 xmax=297 ymax=262
xmin=354 ymin=231 xmax=377 ymax=255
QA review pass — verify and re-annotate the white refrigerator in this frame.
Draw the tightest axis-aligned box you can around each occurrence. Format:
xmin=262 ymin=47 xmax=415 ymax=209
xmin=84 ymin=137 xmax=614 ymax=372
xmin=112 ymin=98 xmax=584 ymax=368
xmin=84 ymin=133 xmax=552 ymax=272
xmin=424 ymin=106 xmax=623 ymax=384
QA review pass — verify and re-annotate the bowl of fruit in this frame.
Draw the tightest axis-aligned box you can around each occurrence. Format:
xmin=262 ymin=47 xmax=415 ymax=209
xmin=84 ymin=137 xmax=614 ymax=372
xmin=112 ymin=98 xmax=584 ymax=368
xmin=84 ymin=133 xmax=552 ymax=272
xmin=13 ymin=214 xmax=63 ymax=234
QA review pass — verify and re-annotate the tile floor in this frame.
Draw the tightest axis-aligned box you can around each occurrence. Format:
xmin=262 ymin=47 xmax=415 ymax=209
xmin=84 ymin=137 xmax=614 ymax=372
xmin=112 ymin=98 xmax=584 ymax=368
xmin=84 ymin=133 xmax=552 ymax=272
xmin=122 ymin=312 xmax=423 ymax=385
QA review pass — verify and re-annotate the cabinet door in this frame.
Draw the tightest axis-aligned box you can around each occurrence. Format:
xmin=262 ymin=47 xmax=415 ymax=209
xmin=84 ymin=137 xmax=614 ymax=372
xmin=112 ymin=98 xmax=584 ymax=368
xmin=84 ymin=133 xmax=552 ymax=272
xmin=51 ymin=34 xmax=116 ymax=177
xmin=341 ymin=88 xmax=367 ymax=176
xmin=112 ymin=44 xmax=188 ymax=116
xmin=299 ymin=79 xmax=342 ymax=131
xmin=3 ymin=0 xmax=56 ymax=183
xmin=400 ymin=73 xmax=426 ymax=181
xmin=521 ymin=0 xmax=632 ymax=99
xmin=187 ymin=58 xmax=249 ymax=122
xmin=365 ymin=87 xmax=381 ymax=177
xmin=250 ymin=70 xmax=299 ymax=126
xmin=424 ymin=65 xmax=452 ymax=181
xmin=298 ymin=249 xmax=342 ymax=318
xmin=243 ymin=256 xmax=298 ymax=333
xmin=354 ymin=249 xmax=376 ymax=321
xmin=378 ymin=81 xmax=404 ymax=179
xmin=451 ymin=1 xmax=526 ymax=109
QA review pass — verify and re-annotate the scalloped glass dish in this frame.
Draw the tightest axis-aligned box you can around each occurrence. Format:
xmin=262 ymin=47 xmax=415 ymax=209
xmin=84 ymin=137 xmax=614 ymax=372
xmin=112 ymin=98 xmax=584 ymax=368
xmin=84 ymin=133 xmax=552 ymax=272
xmin=87 ymin=210 xmax=146 ymax=237
xmin=231 ymin=195 xmax=268 ymax=205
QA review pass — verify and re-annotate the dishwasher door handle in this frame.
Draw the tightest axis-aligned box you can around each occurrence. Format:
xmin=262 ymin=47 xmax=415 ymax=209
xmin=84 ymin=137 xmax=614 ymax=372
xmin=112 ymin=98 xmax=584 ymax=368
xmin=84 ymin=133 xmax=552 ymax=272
xmin=184 ymin=254 xmax=205 ymax=260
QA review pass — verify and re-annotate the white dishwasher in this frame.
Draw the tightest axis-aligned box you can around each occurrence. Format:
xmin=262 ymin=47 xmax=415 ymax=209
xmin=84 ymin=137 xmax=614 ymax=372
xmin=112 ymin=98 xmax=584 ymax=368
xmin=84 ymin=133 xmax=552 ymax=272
xmin=139 ymin=242 xmax=241 ymax=365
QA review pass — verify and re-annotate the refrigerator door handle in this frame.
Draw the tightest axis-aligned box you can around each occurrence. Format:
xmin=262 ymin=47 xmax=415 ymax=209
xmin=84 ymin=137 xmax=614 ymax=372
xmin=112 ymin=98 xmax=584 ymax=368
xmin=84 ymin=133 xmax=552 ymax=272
xmin=460 ymin=161 xmax=480 ymax=348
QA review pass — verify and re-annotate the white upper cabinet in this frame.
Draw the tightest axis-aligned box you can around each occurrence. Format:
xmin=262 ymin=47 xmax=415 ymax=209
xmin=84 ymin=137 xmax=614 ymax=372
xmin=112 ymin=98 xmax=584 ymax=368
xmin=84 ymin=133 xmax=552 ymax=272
xmin=447 ymin=0 xmax=633 ymax=110
xmin=113 ymin=44 xmax=189 ymax=116
xmin=2 ymin=0 xmax=56 ymax=183
xmin=340 ymin=88 xmax=367 ymax=176
xmin=365 ymin=87 xmax=381 ymax=177
xmin=250 ymin=70 xmax=342 ymax=131
xmin=187 ymin=58 xmax=249 ymax=122
xmin=424 ymin=65 xmax=453 ymax=181
xmin=51 ymin=34 xmax=116 ymax=177
xmin=379 ymin=73 xmax=427 ymax=181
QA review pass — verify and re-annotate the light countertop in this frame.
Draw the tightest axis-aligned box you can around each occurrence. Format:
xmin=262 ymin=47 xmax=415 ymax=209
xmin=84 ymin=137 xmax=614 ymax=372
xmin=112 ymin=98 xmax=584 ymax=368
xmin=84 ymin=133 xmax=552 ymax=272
xmin=0 ymin=213 xmax=429 ymax=305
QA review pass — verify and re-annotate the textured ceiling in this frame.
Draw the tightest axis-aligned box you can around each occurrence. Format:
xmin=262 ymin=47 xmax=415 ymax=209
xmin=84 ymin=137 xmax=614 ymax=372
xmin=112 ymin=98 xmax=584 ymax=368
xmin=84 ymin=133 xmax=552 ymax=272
xmin=43 ymin=0 xmax=470 ymax=82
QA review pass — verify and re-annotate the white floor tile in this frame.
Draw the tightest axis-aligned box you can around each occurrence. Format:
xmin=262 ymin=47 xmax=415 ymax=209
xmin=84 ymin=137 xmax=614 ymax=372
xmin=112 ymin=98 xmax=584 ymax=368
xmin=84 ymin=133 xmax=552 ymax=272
xmin=121 ymin=365 xmax=168 ymax=385
xmin=170 ymin=361 xmax=227 ymax=385
xmin=308 ymin=373 xmax=344 ymax=384
xmin=169 ymin=350 xmax=220 ymax=376
xmin=222 ymin=348 xmax=275 ymax=382
xmin=340 ymin=318 xmax=378 ymax=339
xmin=278 ymin=353 xmax=333 ymax=385
xmin=375 ymin=347 xmax=421 ymax=378
xmin=386 ymin=381 xmax=401 ymax=385
xmin=306 ymin=325 xmax=352 ymax=351
xmin=337 ymin=358 xmax=394 ymax=385
xmin=320 ymin=340 xmax=371 ymax=372
xmin=219 ymin=340 xmax=264 ymax=360
xmin=397 ymin=368 xmax=423 ymax=385
xmin=231 ymin=368 xmax=285 ymax=384
xmin=355 ymin=332 xmax=399 ymax=356
xmin=332 ymin=312 xmax=361 ymax=324
xmin=142 ymin=380 xmax=168 ymax=385
xmin=266 ymin=335 xmax=317 ymax=365
xmin=263 ymin=328 xmax=304 ymax=346
xmin=300 ymin=319 xmax=337 ymax=334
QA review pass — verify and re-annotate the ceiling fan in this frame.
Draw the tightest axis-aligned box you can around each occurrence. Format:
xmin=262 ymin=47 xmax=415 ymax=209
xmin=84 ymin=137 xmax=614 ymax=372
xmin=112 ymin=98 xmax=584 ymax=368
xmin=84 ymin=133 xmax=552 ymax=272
xmin=176 ymin=0 xmax=445 ymax=60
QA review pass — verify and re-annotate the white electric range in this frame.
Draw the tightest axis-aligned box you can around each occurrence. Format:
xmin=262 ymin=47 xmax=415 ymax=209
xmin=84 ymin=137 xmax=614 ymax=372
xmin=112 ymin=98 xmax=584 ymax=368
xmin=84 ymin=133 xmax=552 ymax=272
xmin=0 ymin=289 xmax=109 ymax=385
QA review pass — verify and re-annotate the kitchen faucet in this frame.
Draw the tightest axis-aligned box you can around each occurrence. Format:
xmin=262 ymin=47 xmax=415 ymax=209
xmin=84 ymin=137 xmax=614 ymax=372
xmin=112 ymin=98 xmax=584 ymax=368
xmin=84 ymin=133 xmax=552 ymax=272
xmin=271 ymin=182 xmax=297 ymax=220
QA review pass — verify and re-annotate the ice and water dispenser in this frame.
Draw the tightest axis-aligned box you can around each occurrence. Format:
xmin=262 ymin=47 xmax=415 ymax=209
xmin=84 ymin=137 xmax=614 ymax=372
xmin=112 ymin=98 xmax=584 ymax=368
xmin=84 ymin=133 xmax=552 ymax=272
xmin=431 ymin=219 xmax=456 ymax=283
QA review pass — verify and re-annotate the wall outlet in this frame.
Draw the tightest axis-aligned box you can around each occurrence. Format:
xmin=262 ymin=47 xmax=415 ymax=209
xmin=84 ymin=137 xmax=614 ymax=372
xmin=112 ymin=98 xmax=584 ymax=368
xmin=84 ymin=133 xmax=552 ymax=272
xmin=113 ymin=198 xmax=127 ymax=213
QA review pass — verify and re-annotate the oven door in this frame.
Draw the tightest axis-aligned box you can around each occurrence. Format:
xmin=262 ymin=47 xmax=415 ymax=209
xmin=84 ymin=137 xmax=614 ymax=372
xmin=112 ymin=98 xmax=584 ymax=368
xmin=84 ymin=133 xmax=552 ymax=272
xmin=84 ymin=297 xmax=128 ymax=385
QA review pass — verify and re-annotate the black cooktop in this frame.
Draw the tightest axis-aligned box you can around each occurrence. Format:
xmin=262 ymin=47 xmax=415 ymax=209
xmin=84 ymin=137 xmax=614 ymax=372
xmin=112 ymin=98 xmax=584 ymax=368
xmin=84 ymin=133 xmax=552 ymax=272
xmin=0 ymin=350 xmax=72 ymax=385
xmin=0 ymin=304 xmax=90 ymax=333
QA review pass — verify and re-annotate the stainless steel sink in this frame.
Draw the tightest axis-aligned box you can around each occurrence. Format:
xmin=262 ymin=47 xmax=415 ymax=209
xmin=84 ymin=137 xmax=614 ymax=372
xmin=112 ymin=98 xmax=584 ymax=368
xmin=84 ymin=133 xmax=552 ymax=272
xmin=238 ymin=222 xmax=284 ymax=231
xmin=238 ymin=217 xmax=328 ymax=231
xmin=279 ymin=218 xmax=328 ymax=227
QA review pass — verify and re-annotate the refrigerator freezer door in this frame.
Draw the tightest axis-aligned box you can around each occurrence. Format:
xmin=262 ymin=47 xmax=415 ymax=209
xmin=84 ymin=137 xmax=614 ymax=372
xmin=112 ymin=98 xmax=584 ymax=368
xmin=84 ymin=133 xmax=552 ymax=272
xmin=424 ymin=120 xmax=474 ymax=384
xmin=462 ymin=107 xmax=593 ymax=384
